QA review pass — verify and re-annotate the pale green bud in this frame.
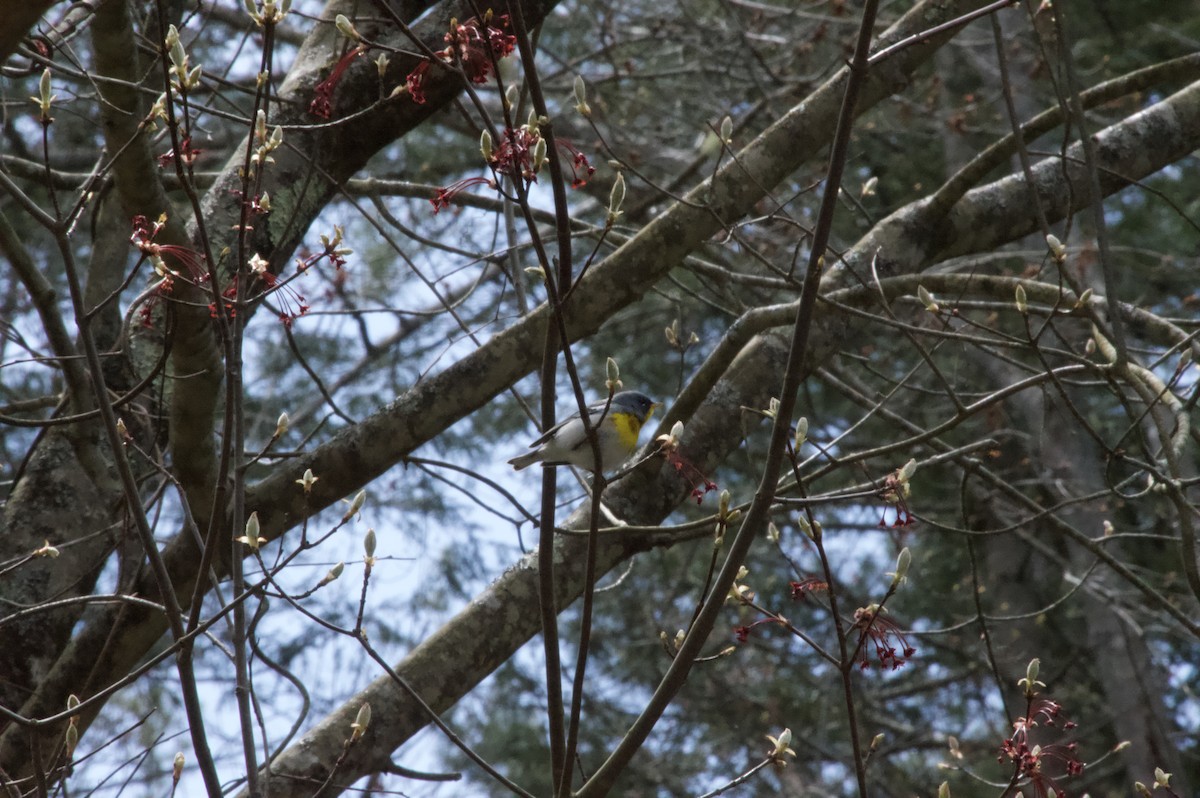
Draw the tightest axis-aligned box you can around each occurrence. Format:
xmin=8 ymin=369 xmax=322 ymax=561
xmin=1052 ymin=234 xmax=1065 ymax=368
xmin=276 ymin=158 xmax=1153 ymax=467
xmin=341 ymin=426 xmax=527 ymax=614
xmin=1046 ymin=233 xmax=1066 ymax=261
xmin=918 ymin=284 xmax=939 ymax=313
xmin=605 ymin=357 xmax=622 ymax=391
xmin=350 ymin=702 xmax=371 ymax=741
xmin=573 ymin=75 xmax=591 ymax=116
xmin=342 ymin=490 xmax=366 ymax=521
xmin=335 ymin=14 xmax=360 ymax=41
xmin=607 ymin=172 xmax=626 ymax=225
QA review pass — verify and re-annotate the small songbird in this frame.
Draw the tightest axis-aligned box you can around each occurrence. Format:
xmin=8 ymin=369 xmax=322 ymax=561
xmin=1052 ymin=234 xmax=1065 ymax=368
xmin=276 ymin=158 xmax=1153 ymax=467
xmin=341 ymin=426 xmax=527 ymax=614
xmin=507 ymin=391 xmax=660 ymax=472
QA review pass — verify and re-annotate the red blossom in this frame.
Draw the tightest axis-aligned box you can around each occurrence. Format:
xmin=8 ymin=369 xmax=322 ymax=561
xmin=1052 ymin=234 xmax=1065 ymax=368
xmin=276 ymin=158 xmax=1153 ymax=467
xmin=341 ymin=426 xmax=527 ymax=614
xmin=157 ymin=136 xmax=204 ymax=168
xmin=998 ymin=714 xmax=1085 ymax=798
xmin=661 ymin=446 xmax=718 ymax=505
xmin=851 ymin=605 xmax=915 ymax=670
xmin=559 ymin=141 xmax=596 ymax=188
xmin=310 ymin=46 xmax=367 ymax=118
xmin=789 ymin=577 xmax=828 ymax=601
xmin=732 ymin=618 xmax=781 ymax=644
xmin=405 ymin=60 xmax=433 ymax=104
xmin=490 ymin=126 xmax=541 ymax=182
xmin=137 ymin=276 xmax=175 ymax=327
xmin=405 ymin=15 xmax=516 ymax=105
xmin=213 ymin=270 xmax=311 ymax=328
xmin=130 ymin=215 xmax=207 ymax=280
xmin=449 ymin=14 xmax=515 ymax=84
xmin=430 ymin=176 xmax=495 ymax=213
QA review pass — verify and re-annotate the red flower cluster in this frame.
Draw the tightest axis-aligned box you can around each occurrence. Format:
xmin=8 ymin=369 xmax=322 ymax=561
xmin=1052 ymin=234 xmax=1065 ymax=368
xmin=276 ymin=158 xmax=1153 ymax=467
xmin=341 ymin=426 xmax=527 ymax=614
xmin=851 ymin=604 xmax=915 ymax=670
xmin=310 ymin=46 xmax=367 ymax=119
xmin=733 ymin=618 xmax=781 ymax=643
xmin=431 ymin=176 xmax=496 ymax=213
xmin=406 ymin=15 xmax=516 ymax=105
xmin=157 ymin=136 xmax=204 ymax=168
xmin=430 ymin=127 xmax=596 ymax=213
xmin=660 ymin=446 xmax=717 ymax=504
xmin=789 ymin=577 xmax=829 ymax=601
xmin=214 ymin=257 xmax=312 ymax=328
xmin=998 ymin=698 xmax=1084 ymax=797
xmin=130 ymin=215 xmax=209 ymax=327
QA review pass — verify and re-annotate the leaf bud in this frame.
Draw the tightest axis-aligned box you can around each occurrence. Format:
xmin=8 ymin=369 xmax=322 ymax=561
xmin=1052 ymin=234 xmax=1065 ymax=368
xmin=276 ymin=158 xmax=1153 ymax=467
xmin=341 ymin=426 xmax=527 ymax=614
xmin=318 ymin=561 xmax=345 ymax=587
xmin=531 ymin=137 xmax=547 ymax=174
xmin=918 ymin=284 xmax=939 ymax=313
xmin=342 ymin=489 xmax=366 ymax=521
xmin=605 ymin=357 xmax=622 ymax=391
xmin=573 ymin=75 xmax=591 ymax=116
xmin=296 ymin=468 xmax=319 ymax=494
xmin=1045 ymin=233 xmax=1066 ymax=261
xmin=335 ymin=14 xmax=360 ymax=41
xmin=889 ymin=547 xmax=911 ymax=588
xmin=350 ymin=702 xmax=371 ymax=741
xmin=607 ymin=172 xmax=626 ymax=225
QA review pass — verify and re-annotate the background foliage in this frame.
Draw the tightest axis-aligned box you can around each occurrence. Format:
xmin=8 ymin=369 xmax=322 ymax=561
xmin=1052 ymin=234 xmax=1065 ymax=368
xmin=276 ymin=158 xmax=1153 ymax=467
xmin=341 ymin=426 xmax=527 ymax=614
xmin=2 ymin=0 xmax=1199 ymax=796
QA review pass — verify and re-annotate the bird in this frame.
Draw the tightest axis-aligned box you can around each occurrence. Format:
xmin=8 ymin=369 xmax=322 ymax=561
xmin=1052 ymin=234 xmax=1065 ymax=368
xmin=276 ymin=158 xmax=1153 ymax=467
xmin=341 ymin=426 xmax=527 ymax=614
xmin=507 ymin=391 xmax=661 ymax=472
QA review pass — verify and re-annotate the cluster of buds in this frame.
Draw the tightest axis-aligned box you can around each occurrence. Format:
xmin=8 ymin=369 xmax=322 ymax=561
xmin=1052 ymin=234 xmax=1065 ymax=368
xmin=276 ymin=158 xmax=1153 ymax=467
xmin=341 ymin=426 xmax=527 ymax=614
xmin=165 ymin=26 xmax=202 ymax=92
xmin=879 ymin=459 xmax=917 ymax=528
xmin=244 ymin=0 xmax=291 ymax=26
xmin=249 ymin=109 xmax=284 ymax=175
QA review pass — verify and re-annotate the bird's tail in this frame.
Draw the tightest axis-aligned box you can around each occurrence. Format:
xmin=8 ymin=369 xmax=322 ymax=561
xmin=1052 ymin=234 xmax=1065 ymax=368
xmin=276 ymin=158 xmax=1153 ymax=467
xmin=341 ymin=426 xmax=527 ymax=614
xmin=507 ymin=451 xmax=540 ymax=470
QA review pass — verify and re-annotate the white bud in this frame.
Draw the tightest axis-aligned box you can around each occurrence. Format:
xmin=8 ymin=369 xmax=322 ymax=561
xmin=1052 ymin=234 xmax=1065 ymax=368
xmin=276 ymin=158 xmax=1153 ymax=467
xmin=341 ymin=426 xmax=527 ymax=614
xmin=573 ymin=75 xmax=591 ymax=116
xmin=1045 ymin=233 xmax=1066 ymax=261
xmin=350 ymin=702 xmax=371 ymax=741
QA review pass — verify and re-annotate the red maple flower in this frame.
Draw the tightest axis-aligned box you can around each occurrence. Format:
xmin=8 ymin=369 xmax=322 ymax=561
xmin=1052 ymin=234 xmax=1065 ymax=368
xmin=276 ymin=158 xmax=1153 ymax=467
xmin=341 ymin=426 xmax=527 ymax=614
xmin=157 ymin=136 xmax=204 ymax=168
xmin=998 ymin=703 xmax=1085 ymax=798
xmin=310 ymin=45 xmax=367 ymax=119
xmin=850 ymin=604 xmax=915 ymax=670
xmin=430 ymin=176 xmax=496 ymax=213
xmin=789 ymin=577 xmax=829 ymax=601
xmin=405 ymin=15 xmax=516 ymax=105
xmin=130 ymin=215 xmax=207 ymax=280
